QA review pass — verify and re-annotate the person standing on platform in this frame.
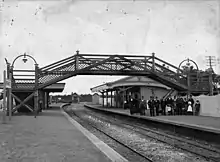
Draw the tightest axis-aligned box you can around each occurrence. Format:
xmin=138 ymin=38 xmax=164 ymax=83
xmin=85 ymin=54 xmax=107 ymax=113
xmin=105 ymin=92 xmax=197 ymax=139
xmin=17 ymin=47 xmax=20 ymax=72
xmin=188 ymin=95 xmax=194 ymax=113
xmin=173 ymin=96 xmax=177 ymax=115
xmin=176 ymin=95 xmax=183 ymax=115
xmin=160 ymin=98 xmax=166 ymax=115
xmin=183 ymin=98 xmax=188 ymax=115
xmin=187 ymin=101 xmax=193 ymax=115
xmin=154 ymin=96 xmax=160 ymax=116
xmin=180 ymin=97 xmax=185 ymax=115
xmin=148 ymin=96 xmax=155 ymax=117
xmin=139 ymin=96 xmax=147 ymax=115
xmin=39 ymin=99 xmax=43 ymax=113
xmin=166 ymin=96 xmax=173 ymax=115
xmin=195 ymin=100 xmax=201 ymax=116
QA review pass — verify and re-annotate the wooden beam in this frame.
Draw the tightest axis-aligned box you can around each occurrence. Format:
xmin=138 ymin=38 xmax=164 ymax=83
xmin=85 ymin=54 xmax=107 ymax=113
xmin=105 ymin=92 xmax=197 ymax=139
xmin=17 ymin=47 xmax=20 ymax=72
xmin=80 ymin=53 xmax=151 ymax=58
xmin=117 ymin=55 xmax=148 ymax=71
xmin=13 ymin=74 xmax=35 ymax=77
xmin=13 ymin=70 xmax=35 ymax=72
xmin=41 ymin=57 xmax=75 ymax=72
xmin=11 ymin=92 xmax=35 ymax=113
xmin=79 ymin=55 xmax=112 ymax=70
xmin=11 ymin=93 xmax=34 ymax=112
xmin=40 ymin=55 xmax=75 ymax=71
xmin=155 ymin=57 xmax=184 ymax=73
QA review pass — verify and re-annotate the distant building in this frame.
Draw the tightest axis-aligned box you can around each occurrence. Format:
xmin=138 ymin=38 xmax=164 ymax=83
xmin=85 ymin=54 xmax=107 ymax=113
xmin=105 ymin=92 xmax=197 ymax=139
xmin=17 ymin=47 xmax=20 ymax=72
xmin=71 ymin=92 xmax=80 ymax=103
xmin=92 ymin=93 xmax=100 ymax=105
xmin=91 ymin=76 xmax=175 ymax=108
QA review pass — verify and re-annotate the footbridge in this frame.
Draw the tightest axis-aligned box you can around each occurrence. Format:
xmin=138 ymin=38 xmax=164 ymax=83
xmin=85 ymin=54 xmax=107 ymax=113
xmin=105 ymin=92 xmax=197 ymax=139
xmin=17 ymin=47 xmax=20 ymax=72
xmin=2 ymin=51 xmax=213 ymax=114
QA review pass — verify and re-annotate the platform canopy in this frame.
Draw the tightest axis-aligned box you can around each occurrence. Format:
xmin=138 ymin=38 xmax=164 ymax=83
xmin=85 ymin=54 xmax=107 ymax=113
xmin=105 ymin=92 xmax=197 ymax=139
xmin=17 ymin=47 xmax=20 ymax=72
xmin=91 ymin=76 xmax=171 ymax=93
xmin=0 ymin=82 xmax=65 ymax=92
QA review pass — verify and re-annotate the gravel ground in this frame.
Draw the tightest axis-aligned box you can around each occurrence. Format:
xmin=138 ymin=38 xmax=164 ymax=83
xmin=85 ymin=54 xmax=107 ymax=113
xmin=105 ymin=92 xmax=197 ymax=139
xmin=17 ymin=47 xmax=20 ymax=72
xmin=65 ymin=104 xmax=213 ymax=162
xmin=83 ymin=113 xmax=211 ymax=162
xmin=65 ymin=107 xmax=149 ymax=162
xmin=85 ymin=109 xmax=220 ymax=161
xmin=64 ymin=105 xmax=216 ymax=162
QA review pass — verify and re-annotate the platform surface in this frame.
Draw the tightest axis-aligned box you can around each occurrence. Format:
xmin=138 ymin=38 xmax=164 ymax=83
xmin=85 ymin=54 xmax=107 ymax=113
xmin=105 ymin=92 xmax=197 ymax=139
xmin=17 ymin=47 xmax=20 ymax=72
xmin=0 ymin=104 xmax=112 ymax=162
xmin=87 ymin=105 xmax=220 ymax=133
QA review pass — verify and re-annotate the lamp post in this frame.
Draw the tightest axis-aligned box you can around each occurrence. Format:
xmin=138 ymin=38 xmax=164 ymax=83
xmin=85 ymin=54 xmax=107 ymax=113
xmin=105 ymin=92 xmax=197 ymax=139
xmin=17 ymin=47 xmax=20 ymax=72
xmin=7 ymin=52 xmax=39 ymax=117
xmin=178 ymin=58 xmax=199 ymax=97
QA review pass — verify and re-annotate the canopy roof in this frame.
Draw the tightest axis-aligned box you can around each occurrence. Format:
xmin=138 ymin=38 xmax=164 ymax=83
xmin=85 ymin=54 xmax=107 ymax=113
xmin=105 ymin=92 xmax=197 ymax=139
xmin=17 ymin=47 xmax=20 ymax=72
xmin=0 ymin=83 xmax=65 ymax=92
xmin=91 ymin=76 xmax=171 ymax=93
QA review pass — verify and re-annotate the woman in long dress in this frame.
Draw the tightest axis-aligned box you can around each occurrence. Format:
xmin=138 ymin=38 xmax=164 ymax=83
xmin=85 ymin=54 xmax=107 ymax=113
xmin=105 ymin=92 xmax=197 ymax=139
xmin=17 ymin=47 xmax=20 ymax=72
xmin=187 ymin=101 xmax=193 ymax=115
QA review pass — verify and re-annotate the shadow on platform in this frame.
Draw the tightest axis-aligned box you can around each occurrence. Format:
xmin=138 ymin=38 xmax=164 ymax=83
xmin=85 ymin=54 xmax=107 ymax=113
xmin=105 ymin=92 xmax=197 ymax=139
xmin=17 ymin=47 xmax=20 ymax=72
xmin=12 ymin=106 xmax=63 ymax=117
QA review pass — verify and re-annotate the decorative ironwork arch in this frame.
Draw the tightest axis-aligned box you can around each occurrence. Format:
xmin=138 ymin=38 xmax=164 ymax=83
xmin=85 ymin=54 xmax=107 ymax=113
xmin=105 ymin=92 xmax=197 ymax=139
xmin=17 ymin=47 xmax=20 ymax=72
xmin=178 ymin=58 xmax=199 ymax=71
xmin=11 ymin=53 xmax=38 ymax=68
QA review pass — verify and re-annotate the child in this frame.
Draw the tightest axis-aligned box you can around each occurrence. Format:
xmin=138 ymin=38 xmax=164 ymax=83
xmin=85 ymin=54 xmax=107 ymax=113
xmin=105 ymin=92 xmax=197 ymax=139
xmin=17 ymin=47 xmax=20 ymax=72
xmin=166 ymin=104 xmax=172 ymax=115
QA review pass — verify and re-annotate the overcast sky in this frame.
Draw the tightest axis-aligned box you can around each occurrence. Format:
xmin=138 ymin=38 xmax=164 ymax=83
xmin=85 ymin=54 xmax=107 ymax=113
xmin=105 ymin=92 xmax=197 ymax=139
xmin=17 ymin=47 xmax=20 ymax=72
xmin=0 ymin=0 xmax=220 ymax=94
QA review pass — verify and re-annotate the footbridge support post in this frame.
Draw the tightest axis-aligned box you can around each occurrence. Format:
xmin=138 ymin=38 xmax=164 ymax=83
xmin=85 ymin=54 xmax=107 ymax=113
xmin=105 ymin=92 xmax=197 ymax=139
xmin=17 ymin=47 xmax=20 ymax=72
xmin=34 ymin=63 xmax=39 ymax=118
xmin=209 ymin=71 xmax=213 ymax=96
xmin=75 ymin=50 xmax=79 ymax=72
xmin=152 ymin=52 xmax=155 ymax=72
xmin=187 ymin=72 xmax=191 ymax=99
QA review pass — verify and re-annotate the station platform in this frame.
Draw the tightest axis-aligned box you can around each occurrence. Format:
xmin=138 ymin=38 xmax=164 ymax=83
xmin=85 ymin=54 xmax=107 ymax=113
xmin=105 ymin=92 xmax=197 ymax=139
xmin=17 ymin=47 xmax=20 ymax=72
xmin=85 ymin=105 xmax=220 ymax=134
xmin=0 ymin=104 xmax=127 ymax=162
xmin=84 ymin=104 xmax=220 ymax=145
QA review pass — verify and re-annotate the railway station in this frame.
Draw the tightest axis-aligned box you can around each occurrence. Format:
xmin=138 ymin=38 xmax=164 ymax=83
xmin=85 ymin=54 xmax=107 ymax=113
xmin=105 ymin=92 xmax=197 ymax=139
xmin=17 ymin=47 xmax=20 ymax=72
xmin=1 ymin=1 xmax=220 ymax=161
xmin=1 ymin=51 xmax=220 ymax=161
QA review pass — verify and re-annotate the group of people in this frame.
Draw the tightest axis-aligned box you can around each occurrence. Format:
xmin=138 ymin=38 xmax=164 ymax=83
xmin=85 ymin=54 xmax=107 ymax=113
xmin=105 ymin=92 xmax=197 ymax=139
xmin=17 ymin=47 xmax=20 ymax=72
xmin=127 ymin=94 xmax=201 ymax=117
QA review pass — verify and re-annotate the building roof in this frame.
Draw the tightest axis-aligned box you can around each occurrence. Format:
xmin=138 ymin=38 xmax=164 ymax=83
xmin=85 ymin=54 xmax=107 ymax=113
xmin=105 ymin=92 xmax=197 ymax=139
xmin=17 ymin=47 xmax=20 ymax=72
xmin=91 ymin=76 xmax=171 ymax=93
xmin=0 ymin=82 xmax=65 ymax=92
xmin=72 ymin=92 xmax=80 ymax=97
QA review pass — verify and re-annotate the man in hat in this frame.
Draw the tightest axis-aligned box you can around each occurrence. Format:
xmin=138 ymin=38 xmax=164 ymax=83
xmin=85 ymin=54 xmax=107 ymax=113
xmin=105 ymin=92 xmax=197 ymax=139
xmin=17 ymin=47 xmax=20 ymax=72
xmin=148 ymin=96 xmax=155 ymax=116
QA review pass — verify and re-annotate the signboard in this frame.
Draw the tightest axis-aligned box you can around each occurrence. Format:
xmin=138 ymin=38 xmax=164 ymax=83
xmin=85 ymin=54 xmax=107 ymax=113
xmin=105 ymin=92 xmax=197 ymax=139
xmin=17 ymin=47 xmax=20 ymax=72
xmin=5 ymin=79 xmax=11 ymax=89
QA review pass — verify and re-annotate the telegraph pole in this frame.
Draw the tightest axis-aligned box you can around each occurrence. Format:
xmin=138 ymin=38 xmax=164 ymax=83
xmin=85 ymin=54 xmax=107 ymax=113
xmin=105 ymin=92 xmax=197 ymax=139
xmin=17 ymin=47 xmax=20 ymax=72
xmin=205 ymin=56 xmax=216 ymax=70
xmin=205 ymin=56 xmax=217 ymax=95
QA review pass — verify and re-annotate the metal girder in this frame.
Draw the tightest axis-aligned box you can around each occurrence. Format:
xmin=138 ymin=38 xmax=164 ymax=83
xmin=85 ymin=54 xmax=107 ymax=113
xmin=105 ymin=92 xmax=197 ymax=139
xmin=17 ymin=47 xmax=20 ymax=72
xmin=40 ymin=55 xmax=75 ymax=71
xmin=11 ymin=92 xmax=34 ymax=113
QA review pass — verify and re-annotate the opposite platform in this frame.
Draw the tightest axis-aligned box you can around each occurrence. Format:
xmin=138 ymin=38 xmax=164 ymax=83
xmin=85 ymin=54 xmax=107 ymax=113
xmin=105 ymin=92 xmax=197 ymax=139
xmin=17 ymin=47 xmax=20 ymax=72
xmin=0 ymin=104 xmax=126 ymax=162
xmin=86 ymin=105 xmax=220 ymax=134
xmin=85 ymin=104 xmax=220 ymax=145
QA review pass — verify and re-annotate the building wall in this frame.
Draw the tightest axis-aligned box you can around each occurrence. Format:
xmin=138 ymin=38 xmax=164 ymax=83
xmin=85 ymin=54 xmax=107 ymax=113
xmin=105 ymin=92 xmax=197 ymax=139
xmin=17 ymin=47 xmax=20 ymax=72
xmin=92 ymin=94 xmax=100 ymax=104
xmin=140 ymin=87 xmax=169 ymax=100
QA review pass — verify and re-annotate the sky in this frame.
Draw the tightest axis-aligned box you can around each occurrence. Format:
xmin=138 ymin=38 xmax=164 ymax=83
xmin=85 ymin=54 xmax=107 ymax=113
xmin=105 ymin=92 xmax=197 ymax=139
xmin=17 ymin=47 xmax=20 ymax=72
xmin=0 ymin=0 xmax=220 ymax=94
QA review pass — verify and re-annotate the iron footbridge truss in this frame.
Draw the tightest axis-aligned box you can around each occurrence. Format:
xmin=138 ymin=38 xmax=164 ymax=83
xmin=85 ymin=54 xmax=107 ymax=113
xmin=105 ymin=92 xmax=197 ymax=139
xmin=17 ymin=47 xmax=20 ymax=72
xmin=11 ymin=53 xmax=211 ymax=93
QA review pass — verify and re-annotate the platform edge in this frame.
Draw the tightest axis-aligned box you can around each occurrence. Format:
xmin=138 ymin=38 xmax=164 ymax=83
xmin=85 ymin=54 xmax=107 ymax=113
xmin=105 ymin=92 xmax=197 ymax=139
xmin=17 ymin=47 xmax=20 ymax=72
xmin=60 ymin=108 xmax=128 ymax=162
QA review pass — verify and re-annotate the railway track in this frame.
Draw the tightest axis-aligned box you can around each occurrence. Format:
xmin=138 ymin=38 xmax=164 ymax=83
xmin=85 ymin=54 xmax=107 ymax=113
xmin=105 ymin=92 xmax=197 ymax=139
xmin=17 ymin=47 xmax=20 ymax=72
xmin=67 ymin=108 xmax=153 ymax=162
xmin=83 ymin=108 xmax=220 ymax=162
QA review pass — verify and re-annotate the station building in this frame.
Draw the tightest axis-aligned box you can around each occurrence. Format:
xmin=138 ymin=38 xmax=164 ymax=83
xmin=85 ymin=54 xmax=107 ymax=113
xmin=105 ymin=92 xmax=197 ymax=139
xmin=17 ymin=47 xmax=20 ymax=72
xmin=91 ymin=76 xmax=175 ymax=108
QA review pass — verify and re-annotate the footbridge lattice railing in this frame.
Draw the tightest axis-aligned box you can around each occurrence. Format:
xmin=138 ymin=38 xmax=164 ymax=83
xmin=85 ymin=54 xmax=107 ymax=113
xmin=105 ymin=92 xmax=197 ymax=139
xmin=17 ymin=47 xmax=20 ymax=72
xmin=10 ymin=51 xmax=211 ymax=93
xmin=37 ymin=52 xmax=188 ymax=91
